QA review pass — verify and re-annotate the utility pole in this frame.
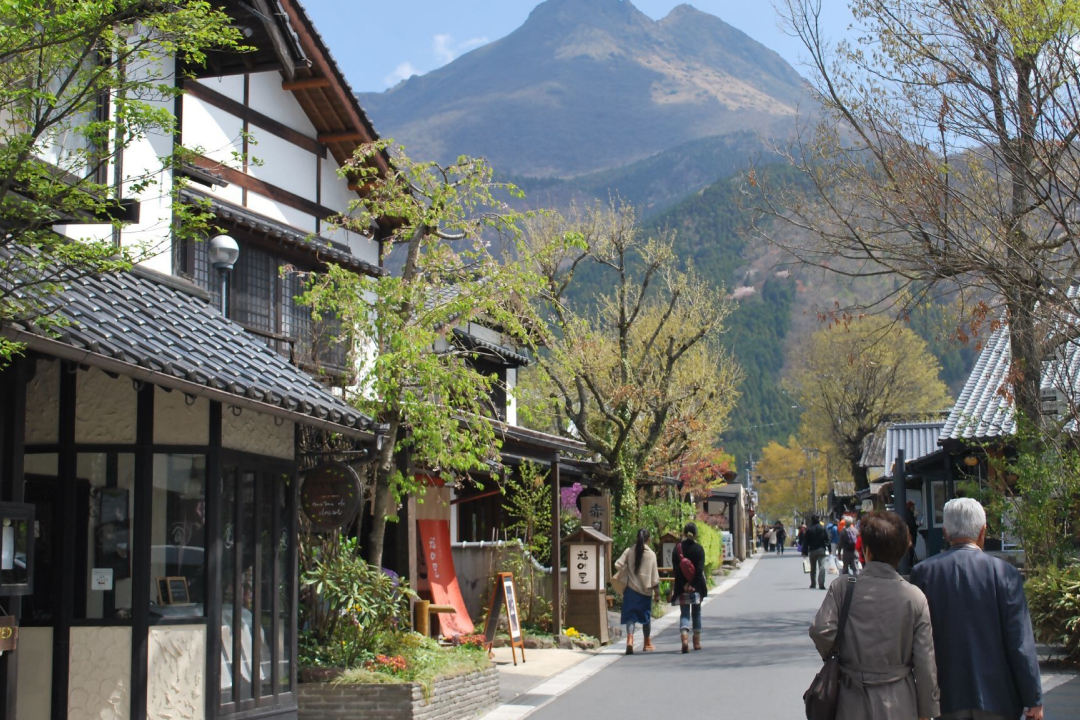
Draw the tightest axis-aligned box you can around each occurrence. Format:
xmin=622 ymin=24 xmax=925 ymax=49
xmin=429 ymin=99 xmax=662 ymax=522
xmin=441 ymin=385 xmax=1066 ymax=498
xmin=802 ymin=447 xmax=820 ymax=515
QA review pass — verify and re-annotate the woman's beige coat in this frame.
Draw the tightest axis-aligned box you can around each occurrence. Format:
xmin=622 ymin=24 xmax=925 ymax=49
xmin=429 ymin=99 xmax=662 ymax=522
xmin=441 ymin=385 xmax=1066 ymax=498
xmin=614 ymin=545 xmax=659 ymax=597
xmin=809 ymin=561 xmax=940 ymax=720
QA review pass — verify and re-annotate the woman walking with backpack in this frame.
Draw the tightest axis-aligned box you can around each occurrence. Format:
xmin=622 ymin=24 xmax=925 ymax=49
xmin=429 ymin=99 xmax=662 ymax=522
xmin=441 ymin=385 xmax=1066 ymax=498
xmin=671 ymin=522 xmax=708 ymax=653
xmin=614 ymin=529 xmax=660 ymax=655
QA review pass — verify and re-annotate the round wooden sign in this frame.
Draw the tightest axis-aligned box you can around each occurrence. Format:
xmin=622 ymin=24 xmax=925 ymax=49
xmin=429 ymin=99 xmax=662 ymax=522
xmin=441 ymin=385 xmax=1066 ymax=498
xmin=301 ymin=462 xmax=363 ymax=531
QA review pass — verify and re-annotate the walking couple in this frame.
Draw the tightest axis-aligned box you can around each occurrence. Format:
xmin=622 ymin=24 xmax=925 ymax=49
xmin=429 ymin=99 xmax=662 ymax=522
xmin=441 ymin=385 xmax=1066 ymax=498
xmin=615 ymin=523 xmax=708 ymax=655
xmin=808 ymin=499 xmax=1042 ymax=720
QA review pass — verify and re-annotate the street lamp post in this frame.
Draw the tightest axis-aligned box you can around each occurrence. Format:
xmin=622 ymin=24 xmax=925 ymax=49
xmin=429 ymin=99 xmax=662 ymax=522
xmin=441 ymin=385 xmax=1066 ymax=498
xmin=208 ymin=234 xmax=239 ymax=317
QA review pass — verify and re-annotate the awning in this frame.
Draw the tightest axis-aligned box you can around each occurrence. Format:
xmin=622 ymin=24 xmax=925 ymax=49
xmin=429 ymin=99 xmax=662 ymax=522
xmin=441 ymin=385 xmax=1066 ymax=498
xmin=3 ymin=259 xmax=378 ymax=441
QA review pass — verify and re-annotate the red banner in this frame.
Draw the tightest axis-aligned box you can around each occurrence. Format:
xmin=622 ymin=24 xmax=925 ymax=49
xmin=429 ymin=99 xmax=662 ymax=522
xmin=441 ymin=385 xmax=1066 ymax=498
xmin=417 ymin=519 xmax=475 ymax=637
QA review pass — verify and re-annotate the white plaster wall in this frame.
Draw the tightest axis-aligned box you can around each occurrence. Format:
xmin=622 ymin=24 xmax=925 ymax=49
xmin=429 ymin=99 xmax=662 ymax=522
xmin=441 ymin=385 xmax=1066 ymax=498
xmin=25 ymin=358 xmax=59 ymax=444
xmin=222 ymin=407 xmax=294 ymax=460
xmin=505 ymin=367 xmax=518 ymax=426
xmin=466 ymin=323 xmax=505 ymax=346
xmin=180 ymin=94 xmax=245 ymax=207
xmin=53 ymin=223 xmax=114 ymax=244
xmin=16 ymin=627 xmax=52 ymax=720
xmin=75 ymin=368 xmax=138 ymax=444
xmin=68 ymin=626 xmax=131 ymax=720
xmin=154 ymin=387 xmax=210 ymax=445
xmin=247 ymin=132 xmax=318 ymax=200
xmin=247 ymin=71 xmax=317 ymax=136
xmin=147 ymin=625 xmax=206 ymax=720
xmin=119 ymin=55 xmax=179 ymax=275
xmin=319 ymin=155 xmax=356 ymax=215
xmin=196 ymin=73 xmax=244 ymax=103
xmin=323 ymin=226 xmax=380 ymax=266
xmin=245 ymin=192 xmax=317 ymax=233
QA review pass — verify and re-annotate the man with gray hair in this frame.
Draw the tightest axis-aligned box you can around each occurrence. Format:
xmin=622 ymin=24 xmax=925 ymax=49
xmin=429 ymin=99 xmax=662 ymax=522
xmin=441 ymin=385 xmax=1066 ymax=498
xmin=909 ymin=498 xmax=1043 ymax=720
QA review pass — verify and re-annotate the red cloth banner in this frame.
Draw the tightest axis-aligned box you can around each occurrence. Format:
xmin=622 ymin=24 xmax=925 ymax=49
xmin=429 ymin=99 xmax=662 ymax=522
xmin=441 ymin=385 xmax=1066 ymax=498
xmin=416 ymin=519 xmax=475 ymax=637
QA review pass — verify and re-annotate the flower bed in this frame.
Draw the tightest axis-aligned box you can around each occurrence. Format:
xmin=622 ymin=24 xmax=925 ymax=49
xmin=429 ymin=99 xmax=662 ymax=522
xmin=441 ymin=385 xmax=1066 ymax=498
xmin=297 ymin=666 xmax=499 ymax=720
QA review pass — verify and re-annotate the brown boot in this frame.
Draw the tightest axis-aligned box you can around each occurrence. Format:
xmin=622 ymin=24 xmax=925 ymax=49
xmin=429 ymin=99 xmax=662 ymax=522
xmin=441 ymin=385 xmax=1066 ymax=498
xmin=693 ymin=632 xmax=702 ymax=651
xmin=625 ymin=633 xmax=634 ymax=655
xmin=680 ymin=631 xmax=689 ymax=654
xmin=642 ymin=637 xmax=656 ymax=652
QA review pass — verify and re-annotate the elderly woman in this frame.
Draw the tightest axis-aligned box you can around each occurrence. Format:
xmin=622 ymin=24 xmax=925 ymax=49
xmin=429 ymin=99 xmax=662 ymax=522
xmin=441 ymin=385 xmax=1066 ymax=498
xmin=809 ymin=512 xmax=940 ymax=720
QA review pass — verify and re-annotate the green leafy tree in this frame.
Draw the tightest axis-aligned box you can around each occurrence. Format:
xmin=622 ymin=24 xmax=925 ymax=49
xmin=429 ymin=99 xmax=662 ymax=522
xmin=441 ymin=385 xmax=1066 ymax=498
xmin=791 ymin=316 xmax=952 ymax=490
xmin=301 ymin=143 xmax=543 ymax=567
xmin=519 ymin=201 xmax=743 ymax=511
xmin=0 ymin=0 xmax=245 ymax=362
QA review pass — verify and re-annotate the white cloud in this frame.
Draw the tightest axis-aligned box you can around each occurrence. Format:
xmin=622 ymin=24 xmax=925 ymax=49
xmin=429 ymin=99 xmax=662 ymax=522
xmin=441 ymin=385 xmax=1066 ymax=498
xmin=384 ymin=62 xmax=419 ymax=88
xmin=432 ymin=34 xmax=489 ymax=66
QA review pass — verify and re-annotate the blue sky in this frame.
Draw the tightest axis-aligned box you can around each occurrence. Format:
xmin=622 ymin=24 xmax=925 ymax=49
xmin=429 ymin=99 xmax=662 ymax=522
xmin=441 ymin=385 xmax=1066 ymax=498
xmin=305 ymin=1 xmax=852 ymax=92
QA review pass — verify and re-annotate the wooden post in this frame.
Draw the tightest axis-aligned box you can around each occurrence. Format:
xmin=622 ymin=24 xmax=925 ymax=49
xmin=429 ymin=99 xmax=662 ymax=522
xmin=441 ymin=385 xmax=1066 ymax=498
xmin=414 ymin=599 xmax=431 ymax=637
xmin=550 ymin=452 xmax=562 ymax=636
xmin=894 ymin=449 xmax=910 ymax=574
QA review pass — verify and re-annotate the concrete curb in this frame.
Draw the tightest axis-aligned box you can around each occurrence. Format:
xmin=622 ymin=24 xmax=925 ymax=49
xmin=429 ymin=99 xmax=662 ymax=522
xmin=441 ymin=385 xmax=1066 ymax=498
xmin=479 ymin=554 xmax=762 ymax=720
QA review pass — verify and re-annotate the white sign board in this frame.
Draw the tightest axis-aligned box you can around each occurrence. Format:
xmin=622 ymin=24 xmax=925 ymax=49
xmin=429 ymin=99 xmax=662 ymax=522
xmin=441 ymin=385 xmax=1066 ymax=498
xmin=721 ymin=531 xmax=735 ymax=561
xmin=570 ymin=544 xmax=597 ymax=590
xmin=662 ymin=542 xmax=676 ymax=569
xmin=91 ymin=568 xmax=114 ymax=591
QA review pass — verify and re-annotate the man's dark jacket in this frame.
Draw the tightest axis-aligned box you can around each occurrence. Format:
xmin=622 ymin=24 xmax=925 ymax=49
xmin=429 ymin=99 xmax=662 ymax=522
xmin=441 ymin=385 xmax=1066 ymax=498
xmin=803 ymin=523 xmax=830 ymax=553
xmin=909 ymin=546 xmax=1042 ymax=718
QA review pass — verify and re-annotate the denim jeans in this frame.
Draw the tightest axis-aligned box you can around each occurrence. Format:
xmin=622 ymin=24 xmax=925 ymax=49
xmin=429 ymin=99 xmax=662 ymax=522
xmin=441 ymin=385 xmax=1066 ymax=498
xmin=679 ymin=603 xmax=701 ymax=632
xmin=625 ymin=621 xmax=650 ymax=638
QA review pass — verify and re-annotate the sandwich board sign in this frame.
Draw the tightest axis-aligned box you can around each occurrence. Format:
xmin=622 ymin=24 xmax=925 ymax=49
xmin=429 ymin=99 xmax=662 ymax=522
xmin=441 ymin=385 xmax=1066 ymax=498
xmin=482 ymin=572 xmax=526 ymax=665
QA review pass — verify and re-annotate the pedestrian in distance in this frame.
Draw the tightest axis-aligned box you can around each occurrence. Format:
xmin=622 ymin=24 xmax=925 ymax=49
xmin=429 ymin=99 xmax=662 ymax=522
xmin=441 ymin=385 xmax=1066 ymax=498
xmin=775 ymin=522 xmax=787 ymax=555
xmin=767 ymin=526 xmax=777 ymax=553
xmin=615 ymin=528 xmax=660 ymax=655
xmin=827 ymin=517 xmax=839 ymax=547
xmin=804 ymin=514 xmax=831 ymax=589
xmin=838 ymin=518 xmax=860 ymax=576
xmin=670 ymin=522 xmax=708 ymax=653
xmin=796 ymin=523 xmax=807 ymax=554
xmin=905 ymin=500 xmax=920 ymax=568
xmin=909 ymin=498 xmax=1043 ymax=720
xmin=810 ymin=511 xmax=940 ymax=720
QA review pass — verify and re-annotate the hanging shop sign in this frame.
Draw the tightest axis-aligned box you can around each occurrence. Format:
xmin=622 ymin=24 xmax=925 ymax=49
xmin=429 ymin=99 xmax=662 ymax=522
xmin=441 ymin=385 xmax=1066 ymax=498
xmin=301 ymin=462 xmax=363 ymax=531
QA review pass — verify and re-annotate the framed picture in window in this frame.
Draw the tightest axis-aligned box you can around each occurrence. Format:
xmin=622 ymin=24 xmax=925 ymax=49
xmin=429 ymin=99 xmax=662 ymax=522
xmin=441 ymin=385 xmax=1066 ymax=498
xmin=156 ymin=576 xmax=191 ymax=605
xmin=96 ymin=488 xmax=130 ymax=580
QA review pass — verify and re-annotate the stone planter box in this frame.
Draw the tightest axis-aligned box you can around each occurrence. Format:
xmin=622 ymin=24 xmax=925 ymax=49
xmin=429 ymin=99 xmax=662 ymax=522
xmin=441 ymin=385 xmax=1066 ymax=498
xmin=297 ymin=667 xmax=500 ymax=720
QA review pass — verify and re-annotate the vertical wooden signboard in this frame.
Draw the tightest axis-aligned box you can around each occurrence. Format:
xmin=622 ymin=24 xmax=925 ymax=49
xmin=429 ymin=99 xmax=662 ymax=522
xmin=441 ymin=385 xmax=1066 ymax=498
xmin=482 ymin=572 xmax=526 ymax=665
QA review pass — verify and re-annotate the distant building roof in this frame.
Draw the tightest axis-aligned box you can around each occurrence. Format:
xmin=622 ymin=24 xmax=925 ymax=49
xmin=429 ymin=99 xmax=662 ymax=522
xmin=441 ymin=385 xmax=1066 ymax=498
xmin=884 ymin=422 xmax=946 ymax=474
xmin=859 ymin=430 xmax=887 ymax=469
xmin=942 ymin=298 xmax=1080 ymax=442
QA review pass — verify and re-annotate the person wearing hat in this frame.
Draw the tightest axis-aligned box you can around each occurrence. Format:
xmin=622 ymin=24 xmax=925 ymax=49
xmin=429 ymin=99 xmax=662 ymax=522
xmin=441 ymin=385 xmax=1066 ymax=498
xmin=670 ymin=522 xmax=708 ymax=653
xmin=838 ymin=517 xmax=860 ymax=576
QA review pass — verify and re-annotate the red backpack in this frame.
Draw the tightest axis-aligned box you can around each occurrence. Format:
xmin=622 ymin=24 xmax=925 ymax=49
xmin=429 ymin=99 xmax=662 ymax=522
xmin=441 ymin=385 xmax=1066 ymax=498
xmin=673 ymin=542 xmax=696 ymax=585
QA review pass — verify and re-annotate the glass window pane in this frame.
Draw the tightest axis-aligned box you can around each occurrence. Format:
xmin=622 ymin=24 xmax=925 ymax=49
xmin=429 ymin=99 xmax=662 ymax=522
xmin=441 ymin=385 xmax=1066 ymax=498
xmin=237 ymin=470 xmax=256 ymax=702
xmin=260 ymin=474 xmax=274 ymax=697
xmin=23 ymin=455 xmax=59 ymax=622
xmin=277 ymin=474 xmax=292 ymax=692
xmin=220 ymin=469 xmax=236 ymax=705
xmin=151 ymin=454 xmax=206 ymax=618
xmin=82 ymin=453 xmax=136 ymax=620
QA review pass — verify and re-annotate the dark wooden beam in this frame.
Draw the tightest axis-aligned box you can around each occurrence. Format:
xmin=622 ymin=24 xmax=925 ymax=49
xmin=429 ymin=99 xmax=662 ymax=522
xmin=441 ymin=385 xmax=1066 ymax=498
xmin=191 ymin=155 xmax=339 ymax=222
xmin=184 ymin=80 xmax=326 ymax=158
xmin=251 ymin=0 xmax=298 ymax=80
xmin=317 ymin=131 xmax=365 ymax=144
xmin=551 ymin=452 xmax=562 ymax=636
xmin=282 ymin=77 xmax=331 ymax=91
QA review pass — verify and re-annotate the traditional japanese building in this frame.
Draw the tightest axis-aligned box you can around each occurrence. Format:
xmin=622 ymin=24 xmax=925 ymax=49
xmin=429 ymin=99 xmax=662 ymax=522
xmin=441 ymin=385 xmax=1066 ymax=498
xmin=0 ymin=2 xmax=392 ymax=718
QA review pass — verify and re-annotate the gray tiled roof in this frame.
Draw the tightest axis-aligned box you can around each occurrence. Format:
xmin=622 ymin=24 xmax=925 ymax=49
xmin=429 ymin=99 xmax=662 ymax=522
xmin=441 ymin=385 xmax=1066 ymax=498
xmin=942 ymin=307 xmax=1080 ymax=441
xmin=452 ymin=328 xmax=531 ymax=367
xmin=180 ymin=187 xmax=384 ymax=278
xmin=884 ymin=422 xmax=946 ymax=471
xmin=4 ymin=256 xmax=375 ymax=439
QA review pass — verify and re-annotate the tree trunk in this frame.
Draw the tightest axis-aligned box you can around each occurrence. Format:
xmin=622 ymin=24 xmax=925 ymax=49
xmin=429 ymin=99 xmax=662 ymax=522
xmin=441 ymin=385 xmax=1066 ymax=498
xmin=367 ymin=419 xmax=401 ymax=568
xmin=1006 ymin=291 xmax=1043 ymax=429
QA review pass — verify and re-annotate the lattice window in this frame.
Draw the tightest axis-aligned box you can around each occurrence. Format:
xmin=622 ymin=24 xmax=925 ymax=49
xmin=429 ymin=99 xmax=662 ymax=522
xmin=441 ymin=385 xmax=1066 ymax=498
xmin=231 ymin=246 xmax=275 ymax=334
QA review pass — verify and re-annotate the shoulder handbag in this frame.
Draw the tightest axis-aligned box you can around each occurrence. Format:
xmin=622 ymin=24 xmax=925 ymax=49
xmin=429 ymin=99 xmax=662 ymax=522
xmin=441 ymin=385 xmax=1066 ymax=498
xmin=803 ymin=577 xmax=857 ymax=720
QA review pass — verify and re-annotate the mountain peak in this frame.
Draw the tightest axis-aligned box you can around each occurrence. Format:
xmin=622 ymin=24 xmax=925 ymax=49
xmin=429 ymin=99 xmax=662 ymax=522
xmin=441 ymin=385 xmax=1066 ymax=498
xmin=359 ymin=0 xmax=810 ymax=179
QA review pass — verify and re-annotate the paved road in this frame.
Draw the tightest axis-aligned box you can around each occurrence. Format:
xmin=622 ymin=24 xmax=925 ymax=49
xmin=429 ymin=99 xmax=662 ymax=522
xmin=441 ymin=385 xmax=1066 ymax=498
xmin=523 ymin=551 xmax=1080 ymax=720
xmin=529 ymin=551 xmax=827 ymax=719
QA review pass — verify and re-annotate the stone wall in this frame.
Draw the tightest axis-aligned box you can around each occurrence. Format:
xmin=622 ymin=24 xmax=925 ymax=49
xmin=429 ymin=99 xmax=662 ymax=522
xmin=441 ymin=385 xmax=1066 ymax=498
xmin=297 ymin=667 xmax=499 ymax=720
